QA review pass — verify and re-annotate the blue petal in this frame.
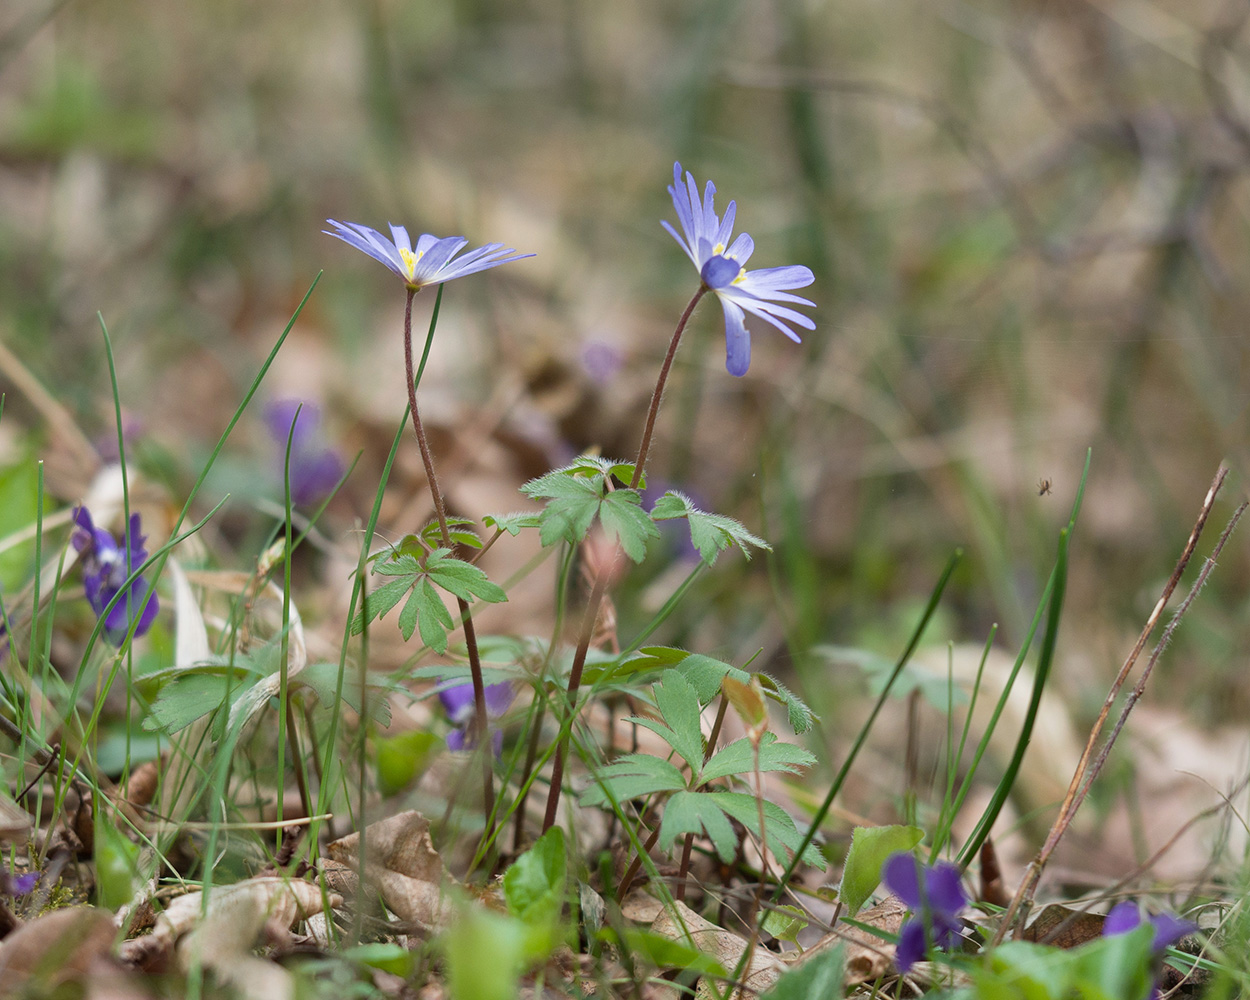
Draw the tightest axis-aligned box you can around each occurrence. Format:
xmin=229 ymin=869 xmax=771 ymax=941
xmin=719 ymin=297 xmax=751 ymax=377
xmin=1148 ymin=911 xmax=1196 ymax=953
xmin=725 ymin=232 xmax=754 ymax=264
xmin=895 ymin=919 xmax=926 ymax=972
xmin=882 ymin=852 xmax=923 ymax=908
xmin=388 ymin=224 xmax=412 ymax=255
xmin=925 ymin=862 xmax=968 ymax=916
xmin=1103 ymin=901 xmax=1143 ymax=937
xmin=745 ymin=264 xmax=815 ymax=290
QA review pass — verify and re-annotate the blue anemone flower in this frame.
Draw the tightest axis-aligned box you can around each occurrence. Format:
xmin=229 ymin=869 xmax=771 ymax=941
xmin=883 ymin=851 xmax=968 ymax=972
xmin=264 ymin=400 xmax=345 ymax=507
xmin=70 ymin=507 xmax=159 ymax=646
xmin=662 ymin=163 xmax=815 ymax=377
xmin=1103 ymin=901 xmax=1196 ymax=1000
xmin=324 ymin=221 xmax=533 ymax=291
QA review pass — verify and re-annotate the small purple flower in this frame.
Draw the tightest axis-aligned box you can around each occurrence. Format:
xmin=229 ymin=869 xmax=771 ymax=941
xmin=883 ymin=851 xmax=968 ymax=972
xmin=2 ymin=867 xmax=38 ymax=896
xmin=580 ymin=340 xmax=624 ymax=385
xmin=1103 ymin=901 xmax=1196 ymax=1000
xmin=324 ymin=220 xmax=533 ymax=292
xmin=439 ymin=680 xmax=513 ymax=754
xmin=663 ymin=162 xmax=815 ymax=377
xmin=71 ymin=507 xmax=159 ymax=646
xmin=264 ymin=400 xmax=345 ymax=507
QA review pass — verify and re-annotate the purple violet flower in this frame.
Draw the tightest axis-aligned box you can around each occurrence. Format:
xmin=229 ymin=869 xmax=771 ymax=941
xmin=3 ymin=867 xmax=39 ymax=896
xmin=883 ymin=851 xmax=968 ymax=972
xmin=264 ymin=400 xmax=345 ymax=507
xmin=324 ymin=221 xmax=533 ymax=292
xmin=662 ymin=162 xmax=815 ymax=377
xmin=1103 ymin=901 xmax=1196 ymax=1000
xmin=70 ymin=507 xmax=159 ymax=646
xmin=439 ymin=680 xmax=513 ymax=755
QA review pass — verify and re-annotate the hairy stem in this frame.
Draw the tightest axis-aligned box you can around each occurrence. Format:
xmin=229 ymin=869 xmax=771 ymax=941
xmin=541 ymin=285 xmax=708 ymax=834
xmin=403 ymin=288 xmax=494 ymax=820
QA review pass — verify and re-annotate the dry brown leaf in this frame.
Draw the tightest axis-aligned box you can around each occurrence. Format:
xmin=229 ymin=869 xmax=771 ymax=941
xmin=0 ymin=905 xmax=117 ymax=990
xmin=119 ymin=876 xmax=337 ymax=979
xmin=832 ymin=894 xmax=907 ymax=985
xmin=1022 ymin=903 xmax=1105 ymax=948
xmin=327 ymin=810 xmax=460 ymax=931
xmin=327 ymin=811 xmax=444 ymax=881
xmin=0 ymin=791 xmax=31 ymax=842
xmin=649 ymin=899 xmax=785 ymax=1000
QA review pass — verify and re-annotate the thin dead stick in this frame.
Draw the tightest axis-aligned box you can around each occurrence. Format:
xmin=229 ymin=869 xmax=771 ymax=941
xmin=1080 ymin=501 xmax=1247 ymax=807
xmin=994 ymin=466 xmax=1234 ymax=942
xmin=1034 ymin=774 xmax=1250 ymax=949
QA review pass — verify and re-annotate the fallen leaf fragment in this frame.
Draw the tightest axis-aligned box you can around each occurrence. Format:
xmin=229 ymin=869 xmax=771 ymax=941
xmin=0 ymin=905 xmax=117 ymax=991
xmin=649 ymin=899 xmax=785 ymax=1000
xmin=327 ymin=810 xmax=459 ymax=932
xmin=119 ymin=876 xmax=339 ymax=982
xmin=827 ymin=894 xmax=906 ymax=985
xmin=1022 ymin=903 xmax=1105 ymax=948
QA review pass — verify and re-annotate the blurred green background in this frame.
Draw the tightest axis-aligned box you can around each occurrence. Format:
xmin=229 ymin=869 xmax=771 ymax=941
xmin=2 ymin=0 xmax=1250 ymax=741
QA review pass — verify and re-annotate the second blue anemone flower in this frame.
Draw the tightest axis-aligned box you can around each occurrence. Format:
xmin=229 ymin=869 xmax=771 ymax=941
xmin=324 ymin=221 xmax=533 ymax=292
xmin=662 ymin=162 xmax=815 ymax=377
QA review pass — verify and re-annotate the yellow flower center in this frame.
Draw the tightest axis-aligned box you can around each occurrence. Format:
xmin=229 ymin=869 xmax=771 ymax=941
xmin=398 ymin=247 xmax=424 ymax=281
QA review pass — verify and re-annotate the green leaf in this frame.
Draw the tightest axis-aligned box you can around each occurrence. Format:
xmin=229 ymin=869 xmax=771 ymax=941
xmin=532 ymin=477 xmax=603 ymax=548
xmin=142 ymin=673 xmax=240 ymax=733
xmin=635 ymin=650 xmax=817 ymax=735
xmin=375 ymin=730 xmax=439 ymax=796
xmin=352 ymin=576 xmax=414 ymax=634
xmin=706 ymin=792 xmax=826 ymax=869
xmin=579 ymin=754 xmax=688 ymax=806
xmin=375 ymin=551 xmax=422 ymax=576
xmin=651 ymin=490 xmax=771 ymax=564
xmin=296 ymin=661 xmax=394 ymax=727
xmin=95 ymin=806 xmax=141 ymax=911
xmin=483 ymin=511 xmax=541 ymax=535
xmin=649 ymin=671 xmax=705 ymax=771
xmin=397 ymin=587 xmax=422 ymax=642
xmin=701 ymin=733 xmax=815 ymax=786
xmin=757 ymin=672 xmax=817 ymax=734
xmin=426 ymin=550 xmax=508 ymax=604
xmin=838 ymin=825 xmax=925 ymax=917
xmin=504 ymin=827 xmax=567 ymax=926
xmin=416 ymin=578 xmax=455 ymax=652
xmin=344 ymin=943 xmax=417 ymax=978
xmin=443 ymin=904 xmax=528 ymax=1000
xmin=657 ymin=790 xmax=739 ymax=862
xmin=615 ymin=928 xmax=724 ymax=976
xmin=759 ymin=944 xmax=845 ymax=1000
xmin=419 ymin=516 xmax=483 ymax=551
xmin=1069 ymin=925 xmax=1157 ymax=1000
xmin=760 ymin=905 xmax=809 ymax=944
xmin=598 ymin=489 xmax=659 ymax=562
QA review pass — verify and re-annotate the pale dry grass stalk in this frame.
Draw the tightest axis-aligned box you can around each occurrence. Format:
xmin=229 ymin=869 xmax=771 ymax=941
xmin=994 ymin=465 xmax=1242 ymax=943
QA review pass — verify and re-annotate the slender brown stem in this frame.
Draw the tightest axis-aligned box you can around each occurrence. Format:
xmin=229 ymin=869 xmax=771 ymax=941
xmin=618 ymin=822 xmax=664 ymax=899
xmin=677 ymin=696 xmax=728 ymax=902
xmin=402 ymin=289 xmax=495 ymax=821
xmin=992 ymin=466 xmax=1231 ymax=943
xmin=629 ymin=286 xmax=707 ymax=489
xmin=541 ymin=285 xmax=709 ymax=834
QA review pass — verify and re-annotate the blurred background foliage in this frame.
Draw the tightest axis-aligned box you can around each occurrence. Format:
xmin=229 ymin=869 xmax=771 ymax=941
xmin=3 ymin=0 xmax=1250 ymax=775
